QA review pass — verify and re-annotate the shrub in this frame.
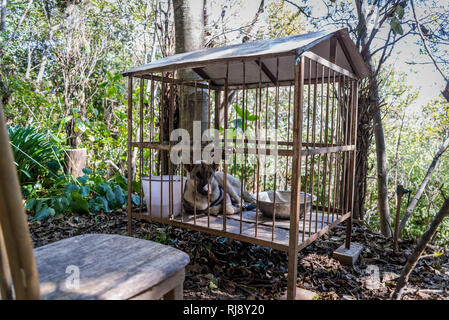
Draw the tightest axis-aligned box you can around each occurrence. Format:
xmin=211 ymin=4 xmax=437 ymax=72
xmin=25 ymin=168 xmax=141 ymax=221
xmin=8 ymin=125 xmax=63 ymax=185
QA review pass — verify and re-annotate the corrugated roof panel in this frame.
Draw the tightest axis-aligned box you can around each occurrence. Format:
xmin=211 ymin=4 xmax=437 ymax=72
xmin=123 ymin=28 xmax=369 ymax=82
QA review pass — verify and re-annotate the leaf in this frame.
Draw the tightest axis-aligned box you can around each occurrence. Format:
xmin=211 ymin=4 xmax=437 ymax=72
xmin=25 ymin=199 xmax=36 ymax=211
xmin=131 ymin=193 xmax=140 ymax=206
xmin=31 ymin=206 xmax=55 ymax=221
xmin=233 ymin=105 xmax=243 ymax=117
xmin=70 ymin=192 xmax=89 ymax=213
xmin=114 ymin=173 xmax=127 ymax=189
xmin=96 ymin=182 xmax=112 ymax=196
xmin=95 ymin=196 xmax=110 ymax=213
xmin=82 ymin=168 xmax=93 ymax=175
xmin=395 ymin=5 xmax=405 ymax=19
xmin=54 ymin=196 xmax=69 ymax=215
xmin=65 ymin=183 xmax=79 ymax=195
xmin=113 ymin=185 xmax=125 ymax=206
xmin=79 ymin=185 xmax=90 ymax=197
xmin=390 ymin=17 xmax=404 ymax=35
xmin=209 ymin=281 xmax=218 ymax=290
xmin=77 ymin=175 xmax=89 ymax=184
xmin=232 ymin=118 xmax=243 ymax=129
xmin=132 ymin=181 xmax=140 ymax=194
xmin=246 ymin=114 xmax=259 ymax=122
xmin=106 ymin=188 xmax=116 ymax=204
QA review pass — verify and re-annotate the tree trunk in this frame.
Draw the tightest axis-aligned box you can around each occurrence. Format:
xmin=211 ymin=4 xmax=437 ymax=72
xmin=393 ymin=196 xmax=449 ymax=300
xmin=352 ymin=95 xmax=371 ymax=220
xmin=398 ymin=136 xmax=449 ymax=233
xmin=0 ymin=0 xmax=7 ymax=32
xmin=172 ymin=0 xmax=208 ymax=151
xmin=374 ymin=106 xmax=392 ymax=237
xmin=361 ymin=50 xmax=392 ymax=237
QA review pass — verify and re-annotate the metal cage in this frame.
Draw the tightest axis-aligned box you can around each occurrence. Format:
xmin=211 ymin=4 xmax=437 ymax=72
xmin=123 ymin=28 xmax=368 ymax=299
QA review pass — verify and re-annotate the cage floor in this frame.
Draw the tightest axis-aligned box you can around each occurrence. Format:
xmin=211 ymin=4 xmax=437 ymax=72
xmin=140 ymin=209 xmax=343 ymax=248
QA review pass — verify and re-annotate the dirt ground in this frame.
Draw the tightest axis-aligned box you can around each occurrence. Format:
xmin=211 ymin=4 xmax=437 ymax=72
xmin=29 ymin=210 xmax=449 ymax=300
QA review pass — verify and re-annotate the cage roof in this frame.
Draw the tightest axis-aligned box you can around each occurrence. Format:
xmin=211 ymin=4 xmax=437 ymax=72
xmin=123 ymin=28 xmax=369 ymax=86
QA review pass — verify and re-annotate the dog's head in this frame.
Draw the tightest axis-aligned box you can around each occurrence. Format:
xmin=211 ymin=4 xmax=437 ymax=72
xmin=184 ymin=162 xmax=219 ymax=196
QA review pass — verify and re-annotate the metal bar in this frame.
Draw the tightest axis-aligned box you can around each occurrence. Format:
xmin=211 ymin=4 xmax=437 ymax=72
xmin=207 ymin=83 xmax=211 ymax=228
xmin=302 ymin=51 xmax=357 ymax=80
xmin=193 ymin=80 xmax=198 ymax=224
xmin=127 ymin=76 xmax=133 ymax=236
xmin=331 ymin=71 xmax=338 ymax=222
xmin=169 ymin=71 xmax=175 ymax=219
xmin=140 ymin=74 xmax=223 ymax=89
xmin=131 ymin=141 xmax=354 ymax=156
xmin=297 ymin=212 xmax=351 ymax=251
xmin=285 ymin=85 xmax=292 ymax=189
xmin=180 ymin=83 xmax=185 ymax=223
xmin=192 ymin=67 xmax=219 ymax=87
xmin=264 ymin=87 xmax=269 ymax=190
xmin=271 ymin=57 xmax=280 ymax=241
xmin=254 ymin=59 xmax=278 ymax=86
xmin=319 ymin=65 xmax=326 ymax=230
xmin=315 ymin=64 xmax=324 ymax=232
xmin=302 ymin=57 xmax=312 ymax=243
xmin=160 ymin=77 xmax=164 ymax=219
xmin=139 ymin=78 xmax=144 ymax=217
xmin=240 ymin=62 xmax=246 ymax=234
xmin=309 ymin=59 xmax=318 ymax=237
xmin=149 ymin=76 xmax=154 ymax=217
xmin=223 ymin=62 xmax=229 ymax=231
xmin=346 ymin=80 xmax=358 ymax=249
xmin=325 ymin=69 xmax=333 ymax=225
xmin=255 ymin=58 xmax=263 ymax=238
xmin=131 ymin=213 xmax=290 ymax=252
xmin=287 ymin=55 xmax=305 ymax=301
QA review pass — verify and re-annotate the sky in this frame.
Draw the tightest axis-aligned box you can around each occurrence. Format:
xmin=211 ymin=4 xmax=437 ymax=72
xmin=216 ymin=0 xmax=447 ymax=110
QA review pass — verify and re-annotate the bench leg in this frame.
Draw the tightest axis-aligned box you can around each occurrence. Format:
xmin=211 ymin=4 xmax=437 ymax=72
xmin=163 ymin=282 xmax=183 ymax=300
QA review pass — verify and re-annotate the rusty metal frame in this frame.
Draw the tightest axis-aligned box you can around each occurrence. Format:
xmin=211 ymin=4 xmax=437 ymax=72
xmin=126 ymin=50 xmax=358 ymax=300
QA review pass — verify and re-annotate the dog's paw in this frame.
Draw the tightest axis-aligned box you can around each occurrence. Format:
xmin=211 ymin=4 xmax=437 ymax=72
xmin=243 ymin=202 xmax=257 ymax=211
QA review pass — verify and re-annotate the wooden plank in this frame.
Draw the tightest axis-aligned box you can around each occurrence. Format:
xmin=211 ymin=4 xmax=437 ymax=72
xmin=34 ymin=234 xmax=190 ymax=300
xmin=0 ymin=227 xmax=13 ymax=299
xmin=0 ymin=106 xmax=40 ymax=300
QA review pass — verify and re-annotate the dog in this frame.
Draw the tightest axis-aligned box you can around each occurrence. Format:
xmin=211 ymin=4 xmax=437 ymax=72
xmin=183 ymin=162 xmax=256 ymax=215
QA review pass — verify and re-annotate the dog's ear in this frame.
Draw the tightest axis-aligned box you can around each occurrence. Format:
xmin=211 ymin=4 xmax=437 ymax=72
xmin=183 ymin=163 xmax=193 ymax=173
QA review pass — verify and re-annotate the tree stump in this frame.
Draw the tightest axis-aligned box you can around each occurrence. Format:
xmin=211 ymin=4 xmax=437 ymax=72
xmin=66 ymin=148 xmax=87 ymax=177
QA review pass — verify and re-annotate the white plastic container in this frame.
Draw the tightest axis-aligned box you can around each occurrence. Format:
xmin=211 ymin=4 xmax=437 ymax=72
xmin=141 ymin=175 xmax=186 ymax=218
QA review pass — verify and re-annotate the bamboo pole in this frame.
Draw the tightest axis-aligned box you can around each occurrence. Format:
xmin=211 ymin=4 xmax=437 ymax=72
xmin=0 ymin=105 xmax=40 ymax=299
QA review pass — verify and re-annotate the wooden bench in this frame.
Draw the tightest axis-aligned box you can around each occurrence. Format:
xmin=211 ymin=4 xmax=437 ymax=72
xmin=0 ymin=106 xmax=190 ymax=300
xmin=34 ymin=234 xmax=190 ymax=300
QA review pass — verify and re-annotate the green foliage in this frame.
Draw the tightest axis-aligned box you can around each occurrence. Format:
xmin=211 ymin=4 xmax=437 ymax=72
xmin=25 ymin=168 xmax=140 ymax=221
xmin=8 ymin=125 xmax=64 ymax=185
